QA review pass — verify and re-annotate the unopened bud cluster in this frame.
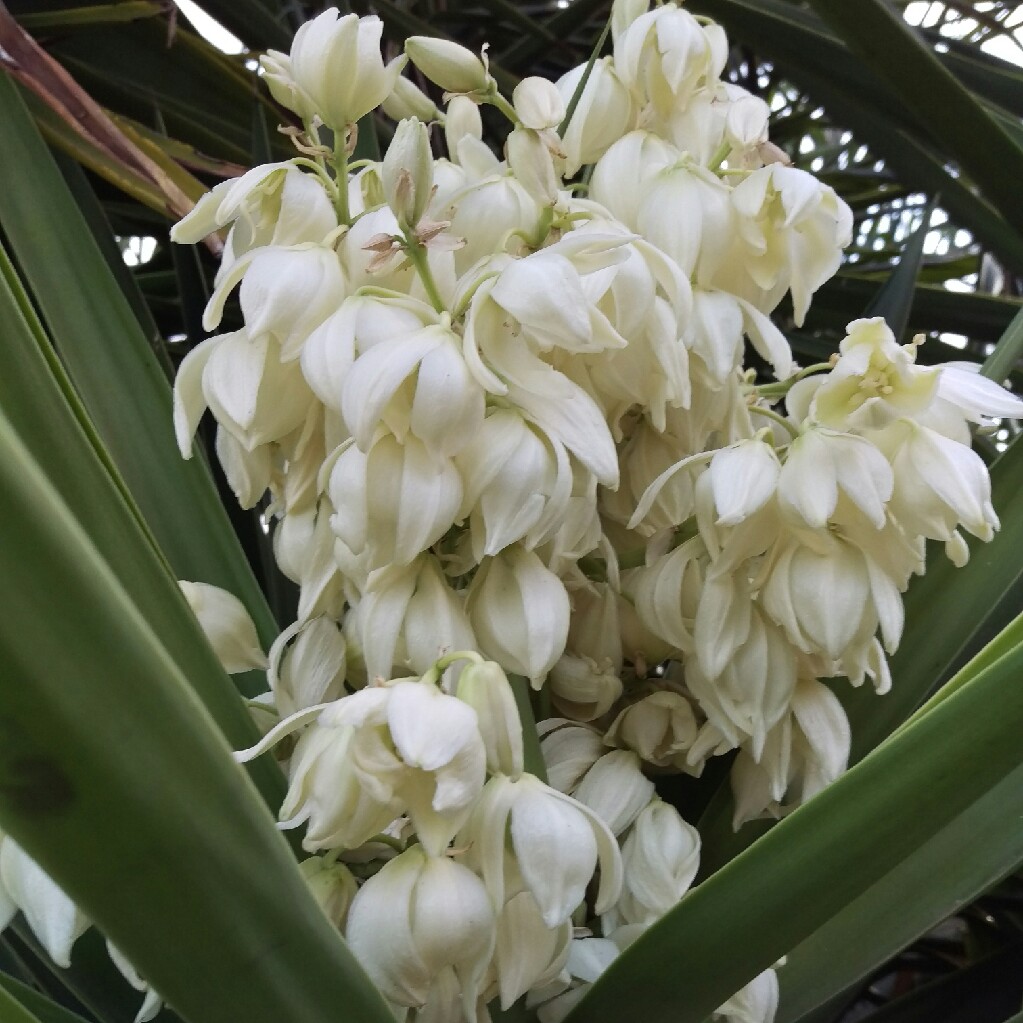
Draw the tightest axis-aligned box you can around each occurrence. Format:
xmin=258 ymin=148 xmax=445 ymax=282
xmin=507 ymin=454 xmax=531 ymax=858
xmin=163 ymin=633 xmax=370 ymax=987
xmin=10 ymin=2 xmax=1015 ymax=1021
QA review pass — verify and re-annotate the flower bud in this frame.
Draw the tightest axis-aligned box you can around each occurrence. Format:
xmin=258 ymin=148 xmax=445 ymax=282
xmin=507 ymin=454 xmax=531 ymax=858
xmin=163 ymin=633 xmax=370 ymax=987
xmin=513 ymin=77 xmax=566 ymax=131
xmin=299 ymin=855 xmax=358 ymax=929
xmin=606 ymin=691 xmax=698 ymax=769
xmin=467 ymin=545 xmax=571 ymax=688
xmin=179 ymin=581 xmax=266 ymax=674
xmin=381 ymin=68 xmax=441 ymax=123
xmin=506 ymin=126 xmax=560 ymax=206
xmin=405 ymin=37 xmax=490 ymax=95
xmin=555 ymin=59 xmax=635 ymax=176
xmin=614 ymin=800 xmax=700 ymax=926
xmin=725 ymin=93 xmax=770 ymax=151
xmin=444 ymin=95 xmax=483 ymax=156
xmin=456 ymin=659 xmax=524 ymax=776
xmin=573 ymin=750 xmax=654 ymax=835
xmin=382 ymin=117 xmax=435 ymax=229
xmin=548 ymin=654 xmax=623 ymax=722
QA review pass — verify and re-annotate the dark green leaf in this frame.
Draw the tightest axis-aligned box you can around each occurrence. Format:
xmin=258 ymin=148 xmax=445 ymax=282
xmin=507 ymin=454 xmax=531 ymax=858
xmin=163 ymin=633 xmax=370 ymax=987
xmin=0 ymin=73 xmax=278 ymax=648
xmin=862 ymin=199 xmax=935 ymax=340
xmin=0 ymin=411 xmax=394 ymax=1023
xmin=0 ymin=973 xmax=93 ymax=1023
xmin=805 ymin=0 xmax=1023 ymax=241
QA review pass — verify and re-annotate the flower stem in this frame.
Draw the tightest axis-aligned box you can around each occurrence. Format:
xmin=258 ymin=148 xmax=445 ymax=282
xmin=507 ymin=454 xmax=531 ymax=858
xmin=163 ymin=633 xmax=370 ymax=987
xmin=752 ymin=362 xmax=833 ymax=397
xmin=486 ymin=88 xmax=519 ymax=125
xmin=333 ymin=134 xmax=351 ymax=225
xmin=749 ymin=404 xmax=800 ymax=440
xmin=403 ymin=230 xmax=447 ymax=313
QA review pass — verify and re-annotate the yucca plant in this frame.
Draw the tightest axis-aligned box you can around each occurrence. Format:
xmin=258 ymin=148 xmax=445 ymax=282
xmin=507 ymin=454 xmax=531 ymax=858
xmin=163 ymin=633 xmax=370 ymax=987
xmin=1 ymin=2 xmax=1023 ymax=1023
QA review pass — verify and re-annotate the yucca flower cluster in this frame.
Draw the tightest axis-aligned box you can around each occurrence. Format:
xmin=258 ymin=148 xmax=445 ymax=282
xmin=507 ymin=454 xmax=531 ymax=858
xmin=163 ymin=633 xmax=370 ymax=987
xmin=3 ymin=3 xmax=1020 ymax=1022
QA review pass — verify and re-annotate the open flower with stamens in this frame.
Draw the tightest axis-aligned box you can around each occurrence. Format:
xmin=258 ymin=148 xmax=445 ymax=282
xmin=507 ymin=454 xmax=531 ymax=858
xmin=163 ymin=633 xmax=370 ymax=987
xmin=236 ymin=677 xmax=486 ymax=855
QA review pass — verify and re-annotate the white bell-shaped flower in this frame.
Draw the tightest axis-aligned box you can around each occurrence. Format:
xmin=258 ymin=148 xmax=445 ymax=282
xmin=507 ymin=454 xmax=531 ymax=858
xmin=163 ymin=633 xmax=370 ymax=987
xmin=540 ymin=720 xmax=607 ymax=793
xmin=493 ymin=890 xmax=572 ymax=1010
xmin=573 ymin=750 xmax=655 ymax=835
xmin=590 ymin=130 xmax=682 ymax=229
xmin=636 ymin=160 xmax=732 ymax=287
xmin=279 ymin=10 xmax=406 ymax=130
xmin=178 ymin=581 xmax=266 ymax=674
xmin=610 ymin=799 xmax=700 ymax=927
xmin=455 ymin=659 xmax=524 ymax=777
xmin=267 ymin=616 xmax=347 ymax=717
xmin=461 ymin=773 xmax=623 ymax=928
xmin=488 ymin=238 xmax=631 ymax=356
xmin=341 ymin=320 xmax=484 ymax=457
xmin=761 ymin=532 xmax=892 ymax=660
xmin=0 ymin=839 xmax=89 ymax=968
xmin=810 ymin=317 xmax=939 ymax=431
xmin=687 ymin=605 xmax=798 ymax=758
xmin=172 ymin=163 xmax=336 ymax=249
xmin=730 ymin=678 xmax=850 ymax=826
xmin=328 ymin=432 xmax=464 ymax=572
xmin=443 ymin=172 xmax=539 ymax=271
xmin=173 ymin=330 xmax=310 ymax=456
xmin=402 ymin=558 xmax=477 ymax=677
xmin=652 ymin=81 xmax=766 ymax=166
xmin=346 ymin=846 xmax=495 ymax=1017
xmin=457 ymin=410 xmax=573 ymax=559
xmin=613 ymin=3 xmax=727 ymax=115
xmin=707 ymin=438 xmax=781 ymax=526
xmin=779 ymin=427 xmax=894 ymax=529
xmin=555 ymin=59 xmax=636 ymax=176
xmin=301 ymin=294 xmax=431 ymax=413
xmin=239 ymin=678 xmax=486 ymax=855
xmin=715 ymin=164 xmax=853 ymax=324
xmin=714 ymin=968 xmax=780 ymax=1023
xmin=203 ymin=243 xmax=346 ymax=360
xmin=467 ymin=545 xmax=571 ymax=687
xmin=605 ymin=690 xmax=698 ymax=770
xmin=880 ymin=419 xmax=999 ymax=542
